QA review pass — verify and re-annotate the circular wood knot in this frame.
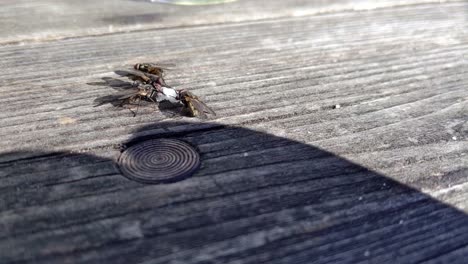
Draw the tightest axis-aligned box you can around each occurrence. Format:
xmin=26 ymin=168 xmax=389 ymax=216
xmin=118 ymin=139 xmax=200 ymax=184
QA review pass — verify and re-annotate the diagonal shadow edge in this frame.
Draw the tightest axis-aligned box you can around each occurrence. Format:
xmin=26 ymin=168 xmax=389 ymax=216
xmin=0 ymin=121 xmax=467 ymax=264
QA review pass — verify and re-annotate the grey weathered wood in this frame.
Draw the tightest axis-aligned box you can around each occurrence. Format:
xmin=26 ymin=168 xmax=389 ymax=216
xmin=0 ymin=0 xmax=467 ymax=263
xmin=0 ymin=0 xmax=461 ymax=44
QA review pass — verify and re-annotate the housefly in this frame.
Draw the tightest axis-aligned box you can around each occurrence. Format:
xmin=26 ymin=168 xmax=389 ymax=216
xmin=112 ymin=84 xmax=160 ymax=117
xmin=134 ymin=63 xmax=175 ymax=84
xmin=114 ymin=69 xmax=166 ymax=87
xmin=178 ymin=89 xmax=216 ymax=119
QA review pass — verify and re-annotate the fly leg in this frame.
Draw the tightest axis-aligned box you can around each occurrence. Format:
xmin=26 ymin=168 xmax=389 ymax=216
xmin=148 ymin=97 xmax=159 ymax=111
xmin=131 ymin=96 xmax=142 ymax=117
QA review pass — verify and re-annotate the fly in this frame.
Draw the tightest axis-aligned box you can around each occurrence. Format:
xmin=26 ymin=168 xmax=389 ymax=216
xmin=133 ymin=63 xmax=174 ymax=77
xmin=178 ymin=89 xmax=216 ymax=119
xmin=97 ymin=63 xmax=216 ymax=118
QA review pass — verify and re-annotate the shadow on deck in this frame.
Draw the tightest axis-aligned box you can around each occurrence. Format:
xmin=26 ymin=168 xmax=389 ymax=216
xmin=0 ymin=121 xmax=467 ymax=263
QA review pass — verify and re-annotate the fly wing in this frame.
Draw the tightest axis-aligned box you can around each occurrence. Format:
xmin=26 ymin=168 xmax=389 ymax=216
xmin=94 ymin=91 xmax=137 ymax=107
xmin=115 ymin=70 xmax=154 ymax=84
xmin=87 ymin=77 xmax=136 ymax=91
xmin=187 ymin=100 xmax=208 ymax=119
xmin=190 ymin=98 xmax=216 ymax=117
xmin=116 ymin=69 xmax=169 ymax=87
xmin=118 ymin=93 xmax=137 ymax=100
xmin=193 ymin=99 xmax=216 ymax=115
xmin=135 ymin=63 xmax=173 ymax=73
xmin=145 ymin=62 xmax=176 ymax=70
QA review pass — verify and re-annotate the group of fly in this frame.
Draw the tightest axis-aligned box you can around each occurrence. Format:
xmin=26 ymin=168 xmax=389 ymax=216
xmin=111 ymin=63 xmax=216 ymax=119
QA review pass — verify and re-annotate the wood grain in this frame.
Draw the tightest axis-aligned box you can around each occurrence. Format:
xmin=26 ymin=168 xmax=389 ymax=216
xmin=0 ymin=0 xmax=462 ymax=44
xmin=0 ymin=0 xmax=467 ymax=263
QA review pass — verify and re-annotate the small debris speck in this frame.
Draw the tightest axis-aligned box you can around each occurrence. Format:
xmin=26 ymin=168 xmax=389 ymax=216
xmin=333 ymin=104 xmax=341 ymax=109
xmin=399 ymin=220 xmax=404 ymax=224
xmin=452 ymin=136 xmax=457 ymax=140
xmin=364 ymin=250 xmax=370 ymax=257
xmin=58 ymin=116 xmax=76 ymax=125
xmin=358 ymin=196 xmax=363 ymax=201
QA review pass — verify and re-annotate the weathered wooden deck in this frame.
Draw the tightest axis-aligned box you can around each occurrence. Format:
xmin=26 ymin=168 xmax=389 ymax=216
xmin=0 ymin=0 xmax=467 ymax=263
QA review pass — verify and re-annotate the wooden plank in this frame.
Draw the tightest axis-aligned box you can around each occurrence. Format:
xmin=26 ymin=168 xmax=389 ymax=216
xmin=1 ymin=126 xmax=468 ymax=263
xmin=0 ymin=2 xmax=466 ymax=162
xmin=0 ymin=0 xmax=463 ymax=44
xmin=0 ymin=1 xmax=467 ymax=263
